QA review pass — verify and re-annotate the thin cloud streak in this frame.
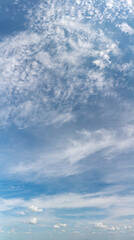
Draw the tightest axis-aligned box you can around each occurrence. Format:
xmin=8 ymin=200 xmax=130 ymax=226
xmin=7 ymin=126 xmax=134 ymax=181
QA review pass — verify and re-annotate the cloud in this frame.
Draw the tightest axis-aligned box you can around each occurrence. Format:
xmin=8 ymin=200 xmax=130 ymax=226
xmin=106 ymin=0 xmax=113 ymax=9
xmin=95 ymin=222 xmax=120 ymax=231
xmin=54 ymin=223 xmax=67 ymax=228
xmin=127 ymin=0 xmax=133 ymax=6
xmin=0 ymin=198 xmax=25 ymax=211
xmin=30 ymin=192 xmax=118 ymax=210
xmin=8 ymin=125 xmax=134 ymax=181
xmin=95 ymin=222 xmax=108 ymax=229
xmin=28 ymin=217 xmax=37 ymax=225
xmin=0 ymin=193 xmax=114 ymax=212
xmin=59 ymin=223 xmax=67 ymax=227
xmin=19 ymin=211 xmax=25 ymax=215
xmin=29 ymin=205 xmax=43 ymax=212
xmin=117 ymin=23 xmax=134 ymax=35
xmin=47 ymin=112 xmax=74 ymax=125
xmin=2 ymin=191 xmax=134 ymax=225
xmin=54 ymin=225 xmax=60 ymax=229
xmin=0 ymin=0 xmax=128 ymax=129
xmin=124 ymin=225 xmax=132 ymax=229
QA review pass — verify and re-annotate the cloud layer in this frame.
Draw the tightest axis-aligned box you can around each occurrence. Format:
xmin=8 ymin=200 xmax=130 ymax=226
xmin=0 ymin=0 xmax=133 ymax=128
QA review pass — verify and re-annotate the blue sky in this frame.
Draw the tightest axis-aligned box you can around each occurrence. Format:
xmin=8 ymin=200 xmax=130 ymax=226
xmin=0 ymin=0 xmax=134 ymax=239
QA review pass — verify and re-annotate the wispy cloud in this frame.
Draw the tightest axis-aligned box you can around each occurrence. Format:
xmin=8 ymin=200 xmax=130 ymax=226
xmin=0 ymin=0 xmax=130 ymax=129
xmin=2 ymin=191 xmax=134 ymax=223
xmin=7 ymin=125 xmax=134 ymax=181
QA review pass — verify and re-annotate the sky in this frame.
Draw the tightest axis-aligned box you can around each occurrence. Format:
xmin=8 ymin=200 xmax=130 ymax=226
xmin=0 ymin=0 xmax=134 ymax=239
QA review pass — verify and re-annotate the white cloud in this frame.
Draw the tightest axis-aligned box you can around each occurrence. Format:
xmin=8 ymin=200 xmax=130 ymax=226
xmin=29 ymin=205 xmax=43 ymax=213
xmin=106 ymin=0 xmax=113 ymax=9
xmin=8 ymin=125 xmax=134 ymax=181
xmin=49 ymin=113 xmax=74 ymax=125
xmin=127 ymin=0 xmax=133 ymax=6
xmin=24 ymin=192 xmax=134 ymax=213
xmin=95 ymin=222 xmax=108 ymax=229
xmin=95 ymin=222 xmax=120 ymax=231
xmin=2 ymin=191 xmax=134 ymax=225
xmin=54 ymin=225 xmax=60 ymax=229
xmin=59 ymin=223 xmax=67 ymax=227
xmin=117 ymin=23 xmax=134 ymax=35
xmin=0 ymin=198 xmax=24 ymax=211
xmin=0 ymin=193 xmax=118 ymax=212
xmin=124 ymin=225 xmax=132 ymax=229
xmin=29 ymin=217 xmax=37 ymax=225
xmin=0 ymin=0 xmax=124 ymax=129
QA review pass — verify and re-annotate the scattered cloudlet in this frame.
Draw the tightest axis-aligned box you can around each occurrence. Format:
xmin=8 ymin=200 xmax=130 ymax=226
xmin=117 ymin=22 xmax=134 ymax=35
xmin=54 ymin=225 xmax=60 ymax=229
xmin=95 ymin=222 xmax=120 ymax=231
xmin=29 ymin=205 xmax=43 ymax=213
xmin=124 ymin=225 xmax=132 ymax=229
xmin=54 ymin=223 xmax=67 ymax=228
xmin=28 ymin=217 xmax=37 ymax=225
xmin=59 ymin=223 xmax=67 ymax=227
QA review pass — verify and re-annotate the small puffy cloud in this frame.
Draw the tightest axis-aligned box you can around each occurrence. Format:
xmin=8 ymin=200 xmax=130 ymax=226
xmin=124 ymin=225 xmax=132 ymax=229
xmin=118 ymin=23 xmax=134 ymax=35
xmin=54 ymin=225 xmax=60 ymax=229
xmin=29 ymin=217 xmax=37 ymax=225
xmin=110 ymin=226 xmax=120 ymax=231
xmin=95 ymin=222 xmax=108 ymax=229
xmin=106 ymin=0 xmax=113 ymax=9
xmin=29 ymin=205 xmax=43 ymax=212
xmin=59 ymin=223 xmax=67 ymax=227
xmin=95 ymin=222 xmax=120 ymax=231
xmin=54 ymin=223 xmax=67 ymax=229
